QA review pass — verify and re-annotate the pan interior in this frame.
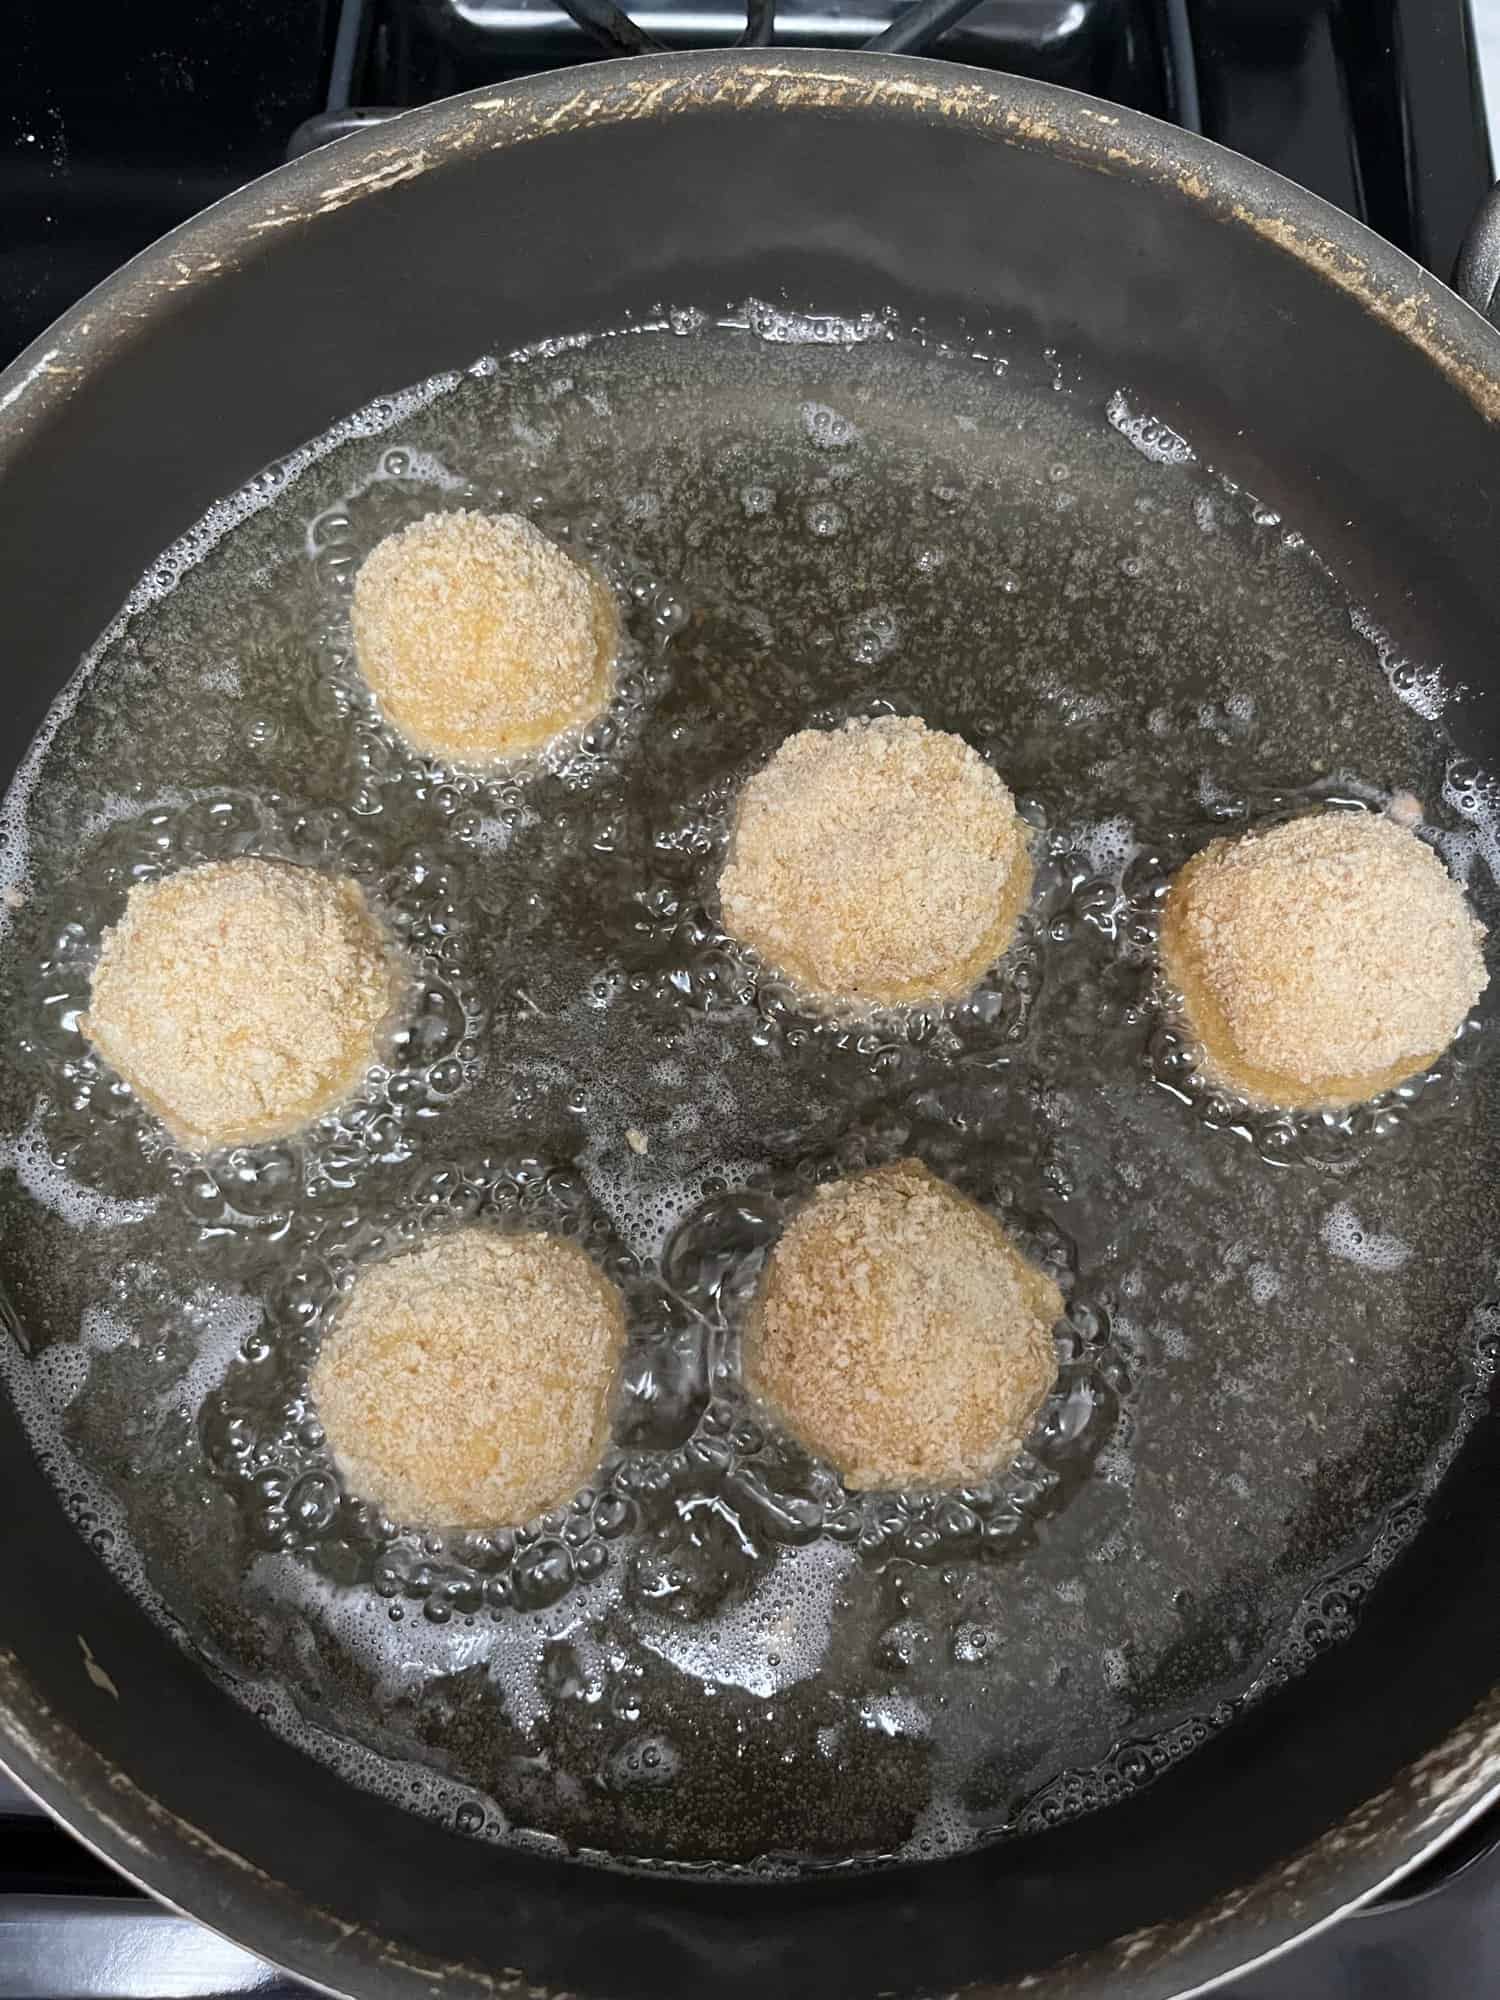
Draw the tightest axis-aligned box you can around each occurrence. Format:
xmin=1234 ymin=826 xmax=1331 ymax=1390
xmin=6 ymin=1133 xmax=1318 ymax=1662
xmin=1 ymin=308 xmax=1497 ymax=1873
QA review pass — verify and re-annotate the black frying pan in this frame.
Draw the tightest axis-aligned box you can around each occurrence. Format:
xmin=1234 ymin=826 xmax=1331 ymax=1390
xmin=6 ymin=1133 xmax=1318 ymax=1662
xmin=3 ymin=50 xmax=1500 ymax=2000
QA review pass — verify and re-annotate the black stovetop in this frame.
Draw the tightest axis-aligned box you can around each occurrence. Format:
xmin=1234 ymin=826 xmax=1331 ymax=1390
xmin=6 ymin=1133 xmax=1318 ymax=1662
xmin=0 ymin=2 xmax=1496 ymax=1995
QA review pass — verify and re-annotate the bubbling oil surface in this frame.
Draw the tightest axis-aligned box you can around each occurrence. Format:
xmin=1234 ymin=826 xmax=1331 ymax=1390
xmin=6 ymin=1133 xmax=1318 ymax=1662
xmin=1 ymin=311 xmax=1498 ymax=1871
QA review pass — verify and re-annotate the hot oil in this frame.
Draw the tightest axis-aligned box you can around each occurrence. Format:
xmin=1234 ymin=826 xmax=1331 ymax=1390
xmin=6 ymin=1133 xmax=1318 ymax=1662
xmin=1 ymin=309 xmax=1498 ymax=1871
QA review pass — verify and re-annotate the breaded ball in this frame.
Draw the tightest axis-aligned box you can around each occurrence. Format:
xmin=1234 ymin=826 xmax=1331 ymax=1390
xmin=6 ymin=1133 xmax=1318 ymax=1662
xmin=1160 ymin=809 xmax=1487 ymax=1108
xmin=745 ymin=1160 xmax=1061 ymax=1490
xmin=83 ymin=858 xmax=406 ymax=1151
xmin=310 ymin=1228 xmax=625 ymax=1528
xmin=718 ymin=715 xmax=1031 ymax=1011
xmin=350 ymin=509 xmax=617 ymax=765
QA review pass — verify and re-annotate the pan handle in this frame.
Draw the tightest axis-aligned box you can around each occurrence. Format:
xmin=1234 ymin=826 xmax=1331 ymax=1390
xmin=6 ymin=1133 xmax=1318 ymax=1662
xmin=1355 ymin=1801 xmax=1500 ymax=1916
xmin=0 ymin=1895 xmax=289 ymax=1998
xmin=1454 ymin=183 xmax=1500 ymax=328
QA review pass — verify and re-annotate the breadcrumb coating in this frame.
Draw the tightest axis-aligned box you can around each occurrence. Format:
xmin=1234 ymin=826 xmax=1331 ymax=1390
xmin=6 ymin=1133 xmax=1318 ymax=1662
xmin=1160 ymin=810 xmax=1487 ymax=1108
xmin=311 ymin=1229 xmax=625 ymax=1528
xmin=83 ymin=858 xmax=406 ymax=1150
xmin=745 ymin=1159 xmax=1060 ymax=1490
xmin=351 ymin=509 xmax=616 ymax=765
xmin=719 ymin=715 xmax=1032 ymax=1011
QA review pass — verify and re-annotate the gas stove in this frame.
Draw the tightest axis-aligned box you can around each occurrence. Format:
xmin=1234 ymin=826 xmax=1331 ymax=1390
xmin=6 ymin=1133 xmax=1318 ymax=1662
xmin=1 ymin=3 xmax=1497 ymax=1995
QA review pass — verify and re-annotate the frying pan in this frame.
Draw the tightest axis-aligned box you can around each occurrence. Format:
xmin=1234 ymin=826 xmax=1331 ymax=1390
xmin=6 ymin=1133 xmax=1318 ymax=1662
xmin=3 ymin=48 xmax=1500 ymax=2000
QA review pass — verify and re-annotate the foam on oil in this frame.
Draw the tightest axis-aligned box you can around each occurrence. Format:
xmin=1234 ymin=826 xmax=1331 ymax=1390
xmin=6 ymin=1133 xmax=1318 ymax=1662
xmin=0 ymin=307 xmax=1497 ymax=1872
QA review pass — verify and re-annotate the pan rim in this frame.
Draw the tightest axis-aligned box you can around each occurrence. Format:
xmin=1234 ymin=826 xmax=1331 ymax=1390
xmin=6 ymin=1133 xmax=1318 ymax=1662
xmin=1 ymin=48 xmax=1498 ymax=466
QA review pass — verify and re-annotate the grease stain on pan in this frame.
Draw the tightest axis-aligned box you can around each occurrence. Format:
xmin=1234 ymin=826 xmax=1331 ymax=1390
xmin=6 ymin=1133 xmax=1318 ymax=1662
xmin=0 ymin=1644 xmax=518 ymax=2000
xmin=1408 ymin=1701 xmax=1500 ymax=1838
xmin=0 ymin=1648 xmax=152 ymax=1862
xmin=1 ymin=56 xmax=1497 ymax=447
xmin=0 ymin=346 xmax=72 ymax=415
xmin=4 ymin=1607 xmax=1500 ymax=1995
xmin=472 ymin=62 xmax=1044 ymax=130
xmin=76 ymin=1634 xmax=119 ymax=1700
xmin=1228 ymin=203 xmax=1500 ymax=427
xmin=1075 ymin=1685 xmax=1500 ymax=1997
xmin=161 ymin=255 xmax=227 ymax=290
xmin=247 ymin=148 xmax=433 ymax=233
